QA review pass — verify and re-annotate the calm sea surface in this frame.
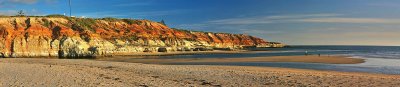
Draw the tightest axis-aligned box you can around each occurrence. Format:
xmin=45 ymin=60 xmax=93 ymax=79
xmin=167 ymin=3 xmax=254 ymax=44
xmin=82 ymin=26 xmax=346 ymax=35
xmin=120 ymin=46 xmax=400 ymax=74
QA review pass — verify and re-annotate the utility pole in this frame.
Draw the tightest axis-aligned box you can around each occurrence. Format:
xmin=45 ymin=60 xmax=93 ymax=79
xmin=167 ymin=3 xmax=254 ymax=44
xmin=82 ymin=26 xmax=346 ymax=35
xmin=68 ymin=0 xmax=72 ymax=17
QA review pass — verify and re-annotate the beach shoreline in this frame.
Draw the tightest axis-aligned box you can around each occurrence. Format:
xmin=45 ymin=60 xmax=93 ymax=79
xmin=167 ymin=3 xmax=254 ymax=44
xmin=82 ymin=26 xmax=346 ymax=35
xmin=0 ymin=58 xmax=399 ymax=86
xmin=98 ymin=55 xmax=365 ymax=64
xmin=101 ymin=50 xmax=255 ymax=57
xmin=3 ymin=50 xmax=258 ymax=59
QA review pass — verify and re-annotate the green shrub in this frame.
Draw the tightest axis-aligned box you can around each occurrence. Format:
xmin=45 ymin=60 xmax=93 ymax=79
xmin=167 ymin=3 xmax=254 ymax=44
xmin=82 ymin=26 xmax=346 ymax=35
xmin=129 ymin=36 xmax=139 ymax=41
xmin=102 ymin=17 xmax=120 ymax=22
xmin=172 ymin=28 xmax=191 ymax=33
xmin=122 ymin=19 xmax=143 ymax=25
xmin=70 ymin=18 xmax=96 ymax=32
xmin=41 ymin=18 xmax=52 ymax=28
xmin=16 ymin=10 xmax=25 ymax=17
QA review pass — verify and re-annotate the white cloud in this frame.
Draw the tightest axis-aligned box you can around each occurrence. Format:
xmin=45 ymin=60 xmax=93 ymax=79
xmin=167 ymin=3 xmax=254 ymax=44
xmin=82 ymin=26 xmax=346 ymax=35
xmin=177 ymin=24 xmax=209 ymax=29
xmin=75 ymin=11 xmax=129 ymax=18
xmin=0 ymin=0 xmax=55 ymax=6
xmin=367 ymin=2 xmax=400 ymax=8
xmin=0 ymin=9 xmax=43 ymax=16
xmin=0 ymin=10 xmax=18 ymax=16
xmin=264 ymin=13 xmax=341 ymax=19
xmin=76 ymin=10 xmax=185 ymax=18
xmin=114 ymin=2 xmax=152 ymax=7
xmin=296 ymin=18 xmax=400 ymax=24
xmin=9 ymin=0 xmax=37 ymax=4
xmin=208 ymin=13 xmax=340 ymax=24
xmin=209 ymin=13 xmax=400 ymax=25
xmin=129 ymin=10 xmax=186 ymax=17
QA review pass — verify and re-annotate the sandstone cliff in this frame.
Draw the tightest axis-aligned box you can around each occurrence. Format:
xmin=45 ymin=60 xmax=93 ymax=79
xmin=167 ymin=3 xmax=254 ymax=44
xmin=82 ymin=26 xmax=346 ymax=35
xmin=0 ymin=17 xmax=283 ymax=58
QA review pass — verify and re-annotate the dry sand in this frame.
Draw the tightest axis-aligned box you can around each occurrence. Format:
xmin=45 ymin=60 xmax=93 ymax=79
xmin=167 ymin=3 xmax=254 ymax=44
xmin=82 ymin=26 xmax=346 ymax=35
xmin=99 ymin=55 xmax=365 ymax=64
xmin=0 ymin=58 xmax=399 ymax=87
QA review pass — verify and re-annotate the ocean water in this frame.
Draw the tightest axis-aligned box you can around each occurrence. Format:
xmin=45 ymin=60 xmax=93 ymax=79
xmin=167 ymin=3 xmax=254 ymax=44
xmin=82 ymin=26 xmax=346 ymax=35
xmin=137 ymin=46 xmax=400 ymax=59
xmin=132 ymin=46 xmax=400 ymax=74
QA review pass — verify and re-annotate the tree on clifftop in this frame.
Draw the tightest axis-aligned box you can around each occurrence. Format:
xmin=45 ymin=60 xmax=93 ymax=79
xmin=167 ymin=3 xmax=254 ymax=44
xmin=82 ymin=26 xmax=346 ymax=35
xmin=16 ymin=10 xmax=25 ymax=17
xmin=160 ymin=19 xmax=166 ymax=25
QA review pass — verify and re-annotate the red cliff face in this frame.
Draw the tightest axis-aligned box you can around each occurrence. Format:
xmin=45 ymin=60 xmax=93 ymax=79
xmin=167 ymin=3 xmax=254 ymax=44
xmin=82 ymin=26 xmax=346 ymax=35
xmin=0 ymin=17 xmax=280 ymax=58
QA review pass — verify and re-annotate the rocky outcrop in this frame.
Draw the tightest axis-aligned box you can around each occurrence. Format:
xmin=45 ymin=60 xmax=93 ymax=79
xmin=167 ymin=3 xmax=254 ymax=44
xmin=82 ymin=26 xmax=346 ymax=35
xmin=0 ymin=17 xmax=283 ymax=58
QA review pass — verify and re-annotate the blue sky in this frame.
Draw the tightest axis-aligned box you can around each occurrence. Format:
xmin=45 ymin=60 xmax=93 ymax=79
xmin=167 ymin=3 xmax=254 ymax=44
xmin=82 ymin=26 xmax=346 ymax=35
xmin=1 ymin=0 xmax=400 ymax=46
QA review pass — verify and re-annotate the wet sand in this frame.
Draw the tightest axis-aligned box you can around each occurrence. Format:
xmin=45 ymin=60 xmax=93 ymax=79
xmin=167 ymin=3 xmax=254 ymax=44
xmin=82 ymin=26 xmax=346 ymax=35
xmin=0 ymin=58 xmax=399 ymax=87
xmin=107 ymin=50 xmax=252 ymax=57
xmin=99 ymin=55 xmax=365 ymax=64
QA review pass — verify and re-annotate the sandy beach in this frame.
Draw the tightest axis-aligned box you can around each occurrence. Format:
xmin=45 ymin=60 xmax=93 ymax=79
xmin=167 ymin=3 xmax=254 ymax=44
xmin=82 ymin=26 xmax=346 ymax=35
xmin=2 ymin=0 xmax=399 ymax=86
xmin=106 ymin=50 xmax=253 ymax=57
xmin=99 ymin=55 xmax=365 ymax=64
xmin=0 ymin=58 xmax=399 ymax=87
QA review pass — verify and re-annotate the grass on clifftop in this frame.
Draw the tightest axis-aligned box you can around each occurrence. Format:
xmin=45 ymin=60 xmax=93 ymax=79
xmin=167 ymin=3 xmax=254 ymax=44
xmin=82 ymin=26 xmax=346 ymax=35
xmin=1 ymin=14 xmax=230 ymax=35
xmin=36 ymin=15 xmax=144 ymax=32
